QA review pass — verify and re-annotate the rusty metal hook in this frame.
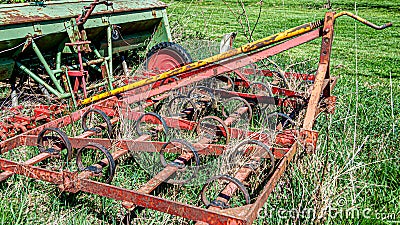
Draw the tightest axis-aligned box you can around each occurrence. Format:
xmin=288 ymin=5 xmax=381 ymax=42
xmin=335 ymin=11 xmax=392 ymax=30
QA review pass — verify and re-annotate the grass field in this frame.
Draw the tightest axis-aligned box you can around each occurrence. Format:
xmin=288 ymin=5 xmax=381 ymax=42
xmin=0 ymin=0 xmax=399 ymax=224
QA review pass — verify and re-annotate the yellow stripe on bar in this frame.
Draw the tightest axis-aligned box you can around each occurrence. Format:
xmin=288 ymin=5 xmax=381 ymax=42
xmin=80 ymin=20 xmax=320 ymax=105
xmin=81 ymin=11 xmax=391 ymax=105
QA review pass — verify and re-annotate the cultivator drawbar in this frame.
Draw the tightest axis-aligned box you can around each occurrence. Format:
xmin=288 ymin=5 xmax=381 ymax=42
xmin=0 ymin=11 xmax=391 ymax=224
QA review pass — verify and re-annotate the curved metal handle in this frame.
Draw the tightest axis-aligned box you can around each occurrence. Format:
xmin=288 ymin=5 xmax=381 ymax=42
xmin=335 ymin=11 xmax=392 ymax=30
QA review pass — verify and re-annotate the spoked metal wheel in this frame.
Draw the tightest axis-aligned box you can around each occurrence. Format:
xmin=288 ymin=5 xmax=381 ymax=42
xmin=144 ymin=42 xmax=192 ymax=73
xmin=144 ymin=42 xmax=192 ymax=91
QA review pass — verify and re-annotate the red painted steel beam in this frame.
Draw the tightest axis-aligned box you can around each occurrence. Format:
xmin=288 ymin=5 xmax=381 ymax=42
xmin=244 ymin=144 xmax=298 ymax=223
xmin=77 ymin=135 xmax=151 ymax=180
xmin=303 ymin=13 xmax=335 ymax=130
xmin=196 ymin=167 xmax=255 ymax=225
xmin=240 ymin=68 xmax=316 ymax=81
xmin=86 ymin=109 xmax=294 ymax=156
xmin=244 ymin=13 xmax=336 ymax=224
xmin=0 ymin=18 xmax=330 ymax=225
xmin=112 ymin=110 xmax=293 ymax=146
xmin=0 ymin=158 xmax=246 ymax=224
xmin=122 ymin=105 xmax=252 ymax=210
xmin=195 ymin=131 xmax=294 ymax=224
xmin=0 ymin=152 xmax=51 ymax=182
xmin=121 ymin=152 xmax=195 ymax=209
xmin=80 ymin=179 xmax=247 ymax=225
xmin=0 ymin=107 xmax=124 ymax=182
xmin=0 ymin=97 xmax=118 ymax=154
xmin=0 ymin=158 xmax=64 ymax=184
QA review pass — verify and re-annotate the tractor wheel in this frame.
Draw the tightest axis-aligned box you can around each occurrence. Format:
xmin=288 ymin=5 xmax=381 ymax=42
xmin=144 ymin=42 xmax=192 ymax=73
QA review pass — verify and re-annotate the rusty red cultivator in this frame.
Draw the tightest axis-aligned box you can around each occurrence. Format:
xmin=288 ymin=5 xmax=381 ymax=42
xmin=0 ymin=11 xmax=391 ymax=225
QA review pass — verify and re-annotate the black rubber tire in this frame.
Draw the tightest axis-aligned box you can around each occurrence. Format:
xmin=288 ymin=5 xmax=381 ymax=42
xmin=144 ymin=42 xmax=192 ymax=72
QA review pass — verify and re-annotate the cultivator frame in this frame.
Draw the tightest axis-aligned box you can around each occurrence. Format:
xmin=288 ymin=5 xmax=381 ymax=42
xmin=0 ymin=12 xmax=391 ymax=224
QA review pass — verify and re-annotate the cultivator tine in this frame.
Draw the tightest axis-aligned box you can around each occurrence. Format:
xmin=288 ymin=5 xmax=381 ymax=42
xmin=76 ymin=142 xmax=116 ymax=184
xmin=121 ymin=102 xmax=252 ymax=211
xmin=201 ymin=174 xmax=251 ymax=209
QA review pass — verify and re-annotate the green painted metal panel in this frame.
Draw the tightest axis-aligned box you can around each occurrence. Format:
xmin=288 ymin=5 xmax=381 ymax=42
xmin=0 ymin=0 xmax=169 ymax=55
xmin=0 ymin=0 xmax=167 ymax=25
xmin=148 ymin=9 xmax=172 ymax=49
xmin=0 ymin=0 xmax=172 ymax=97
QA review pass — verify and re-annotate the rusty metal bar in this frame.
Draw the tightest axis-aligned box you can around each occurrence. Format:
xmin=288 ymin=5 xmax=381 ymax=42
xmin=0 ymin=158 xmax=246 ymax=224
xmin=244 ymin=144 xmax=298 ymax=223
xmin=80 ymin=178 xmax=247 ymax=225
xmin=0 ymin=158 xmax=64 ymax=184
xmin=77 ymin=135 xmax=151 ymax=180
xmin=244 ymin=13 xmax=335 ymax=224
xmin=334 ymin=11 xmax=392 ymax=30
xmin=0 ymin=152 xmax=51 ymax=182
xmin=0 ymin=10 xmax=391 ymax=225
xmin=303 ymin=12 xmax=335 ymax=130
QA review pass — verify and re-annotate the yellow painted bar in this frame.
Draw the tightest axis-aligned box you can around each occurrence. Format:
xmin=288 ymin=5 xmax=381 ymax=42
xmin=81 ymin=11 xmax=391 ymax=105
xmin=80 ymin=20 xmax=320 ymax=105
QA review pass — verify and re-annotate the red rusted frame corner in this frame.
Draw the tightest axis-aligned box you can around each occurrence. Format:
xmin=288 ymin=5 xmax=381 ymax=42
xmin=302 ymin=12 xmax=335 ymax=130
xmin=59 ymin=171 xmax=80 ymax=193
